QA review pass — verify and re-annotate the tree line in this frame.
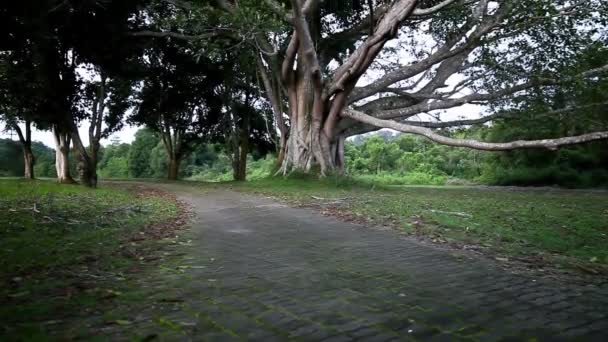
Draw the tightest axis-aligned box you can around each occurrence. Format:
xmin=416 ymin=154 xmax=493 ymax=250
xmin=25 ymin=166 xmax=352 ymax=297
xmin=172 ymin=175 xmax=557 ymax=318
xmin=3 ymin=120 xmax=606 ymax=188
xmin=1 ymin=0 xmax=607 ymax=187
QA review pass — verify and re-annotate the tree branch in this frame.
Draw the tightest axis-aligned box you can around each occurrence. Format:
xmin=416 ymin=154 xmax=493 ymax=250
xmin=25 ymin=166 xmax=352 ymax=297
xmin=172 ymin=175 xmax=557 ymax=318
xmin=343 ymin=108 xmax=608 ymax=151
xmin=412 ymin=0 xmax=458 ymax=16
xmin=403 ymin=102 xmax=608 ymax=128
xmin=349 ymin=0 xmax=500 ymax=103
xmin=263 ymin=0 xmax=294 ymax=22
xmin=327 ymin=0 xmax=418 ymax=98
xmin=130 ymin=30 xmax=214 ymax=40
xmin=376 ymin=80 xmax=546 ymax=120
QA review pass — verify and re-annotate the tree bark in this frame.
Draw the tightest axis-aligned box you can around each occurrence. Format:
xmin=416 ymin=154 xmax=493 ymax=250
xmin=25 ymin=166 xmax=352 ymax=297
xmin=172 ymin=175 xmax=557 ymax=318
xmin=52 ymin=126 xmax=76 ymax=184
xmin=278 ymin=69 xmax=337 ymax=175
xmin=88 ymin=72 xmax=107 ymax=185
xmin=232 ymin=112 xmax=250 ymax=181
xmin=12 ymin=120 xmax=35 ymax=180
xmin=343 ymin=108 xmax=608 ymax=151
xmin=69 ymin=120 xmax=97 ymax=188
xmin=23 ymin=147 xmax=35 ymax=180
xmin=332 ymin=134 xmax=346 ymax=174
xmin=168 ymin=157 xmax=180 ymax=180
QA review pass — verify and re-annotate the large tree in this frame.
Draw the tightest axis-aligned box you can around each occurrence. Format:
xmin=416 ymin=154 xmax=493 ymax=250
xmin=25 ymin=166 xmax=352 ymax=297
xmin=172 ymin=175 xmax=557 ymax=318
xmin=0 ymin=38 xmax=50 ymax=180
xmin=78 ymin=66 xmax=135 ymax=186
xmin=1 ymin=0 xmax=145 ymax=187
xmin=130 ymin=41 xmax=224 ymax=180
xmin=138 ymin=0 xmax=608 ymax=175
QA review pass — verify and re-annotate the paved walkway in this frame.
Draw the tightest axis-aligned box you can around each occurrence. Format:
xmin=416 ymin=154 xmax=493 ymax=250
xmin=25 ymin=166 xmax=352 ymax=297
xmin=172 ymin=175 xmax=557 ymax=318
xmin=110 ymin=185 xmax=608 ymax=341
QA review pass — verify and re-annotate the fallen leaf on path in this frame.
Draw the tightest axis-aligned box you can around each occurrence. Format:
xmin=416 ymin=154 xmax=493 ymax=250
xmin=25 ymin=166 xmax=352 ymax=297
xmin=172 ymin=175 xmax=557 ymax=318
xmin=101 ymin=289 xmax=122 ymax=298
xmin=7 ymin=291 xmax=29 ymax=298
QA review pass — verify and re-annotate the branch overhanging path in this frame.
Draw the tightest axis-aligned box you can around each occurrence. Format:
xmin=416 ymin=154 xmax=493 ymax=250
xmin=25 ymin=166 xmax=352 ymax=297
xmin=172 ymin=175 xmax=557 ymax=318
xmin=343 ymin=107 xmax=608 ymax=151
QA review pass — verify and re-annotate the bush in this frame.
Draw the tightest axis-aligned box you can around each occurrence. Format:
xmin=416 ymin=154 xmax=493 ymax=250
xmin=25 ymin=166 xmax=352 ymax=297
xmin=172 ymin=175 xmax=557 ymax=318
xmin=354 ymin=172 xmax=447 ymax=186
xmin=482 ymin=165 xmax=608 ymax=188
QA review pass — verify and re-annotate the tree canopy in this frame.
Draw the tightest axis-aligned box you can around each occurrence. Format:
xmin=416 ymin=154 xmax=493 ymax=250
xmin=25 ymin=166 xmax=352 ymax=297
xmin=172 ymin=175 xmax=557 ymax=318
xmin=1 ymin=0 xmax=607 ymax=183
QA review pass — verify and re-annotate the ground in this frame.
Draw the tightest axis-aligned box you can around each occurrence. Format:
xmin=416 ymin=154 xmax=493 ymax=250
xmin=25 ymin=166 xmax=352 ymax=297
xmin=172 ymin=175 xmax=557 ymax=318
xmin=2 ymin=180 xmax=608 ymax=341
xmin=233 ymin=178 xmax=608 ymax=279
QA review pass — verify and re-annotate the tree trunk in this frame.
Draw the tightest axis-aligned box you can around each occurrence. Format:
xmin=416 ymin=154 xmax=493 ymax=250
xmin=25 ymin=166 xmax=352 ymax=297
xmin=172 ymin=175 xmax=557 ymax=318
xmin=88 ymin=139 xmax=100 ymax=185
xmin=278 ymin=78 xmax=340 ymax=176
xmin=12 ymin=121 xmax=35 ymax=180
xmin=168 ymin=157 xmax=180 ymax=180
xmin=232 ymin=108 xmax=250 ymax=181
xmin=53 ymin=127 xmax=76 ymax=184
xmin=23 ymin=146 xmax=35 ymax=180
xmin=69 ymin=121 xmax=97 ymax=188
xmin=276 ymin=135 xmax=287 ymax=168
xmin=332 ymin=134 xmax=346 ymax=174
xmin=233 ymin=136 xmax=248 ymax=182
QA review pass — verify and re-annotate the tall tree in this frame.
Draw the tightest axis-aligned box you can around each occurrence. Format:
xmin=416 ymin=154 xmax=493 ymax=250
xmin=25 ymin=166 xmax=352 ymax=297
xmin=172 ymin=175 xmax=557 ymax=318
xmin=79 ymin=66 xmax=135 ymax=186
xmin=128 ymin=128 xmax=161 ymax=178
xmin=137 ymin=0 xmax=608 ymax=175
xmin=130 ymin=41 xmax=224 ymax=180
xmin=0 ymin=41 xmax=47 ymax=180
xmin=0 ymin=0 xmax=145 ymax=187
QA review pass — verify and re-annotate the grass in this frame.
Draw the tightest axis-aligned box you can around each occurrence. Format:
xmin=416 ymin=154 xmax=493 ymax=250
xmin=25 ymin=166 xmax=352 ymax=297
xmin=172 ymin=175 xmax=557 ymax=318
xmin=0 ymin=179 xmax=181 ymax=340
xmin=231 ymin=176 xmax=608 ymax=273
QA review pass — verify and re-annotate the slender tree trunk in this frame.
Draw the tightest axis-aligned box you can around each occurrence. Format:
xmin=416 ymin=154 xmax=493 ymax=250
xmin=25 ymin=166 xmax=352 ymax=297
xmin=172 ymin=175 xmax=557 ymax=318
xmin=52 ymin=126 xmax=76 ymax=184
xmin=88 ymin=72 xmax=106 ymax=185
xmin=276 ymin=135 xmax=287 ymax=168
xmin=332 ymin=134 xmax=346 ymax=174
xmin=12 ymin=121 xmax=36 ymax=180
xmin=233 ymin=130 xmax=249 ymax=181
xmin=232 ymin=107 xmax=250 ymax=181
xmin=87 ymin=139 xmax=100 ymax=185
xmin=69 ymin=121 xmax=97 ymax=188
xmin=168 ymin=157 xmax=180 ymax=180
xmin=23 ymin=146 xmax=35 ymax=180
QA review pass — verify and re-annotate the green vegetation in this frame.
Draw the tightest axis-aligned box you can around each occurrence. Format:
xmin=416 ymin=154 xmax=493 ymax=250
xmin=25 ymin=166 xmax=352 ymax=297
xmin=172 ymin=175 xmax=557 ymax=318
xmin=233 ymin=177 xmax=608 ymax=272
xmin=0 ymin=180 xmax=181 ymax=339
xmin=3 ymin=121 xmax=608 ymax=189
xmin=344 ymin=129 xmax=608 ymax=188
xmin=0 ymin=139 xmax=56 ymax=178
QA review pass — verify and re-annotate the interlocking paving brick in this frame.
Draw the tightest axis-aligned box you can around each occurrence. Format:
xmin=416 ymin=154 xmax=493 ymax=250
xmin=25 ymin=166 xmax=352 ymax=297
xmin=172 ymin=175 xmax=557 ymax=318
xmin=105 ymin=186 xmax=608 ymax=341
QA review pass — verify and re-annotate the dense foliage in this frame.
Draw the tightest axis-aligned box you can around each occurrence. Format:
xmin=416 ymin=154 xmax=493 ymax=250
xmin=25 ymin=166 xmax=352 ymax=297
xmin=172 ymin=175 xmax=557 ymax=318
xmin=0 ymin=139 xmax=56 ymax=178
xmin=345 ymin=130 xmax=608 ymax=188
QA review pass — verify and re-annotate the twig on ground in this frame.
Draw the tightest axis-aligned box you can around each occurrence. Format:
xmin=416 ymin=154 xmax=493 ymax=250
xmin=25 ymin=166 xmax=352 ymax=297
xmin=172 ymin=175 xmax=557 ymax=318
xmin=311 ymin=196 xmax=349 ymax=201
xmin=428 ymin=209 xmax=472 ymax=218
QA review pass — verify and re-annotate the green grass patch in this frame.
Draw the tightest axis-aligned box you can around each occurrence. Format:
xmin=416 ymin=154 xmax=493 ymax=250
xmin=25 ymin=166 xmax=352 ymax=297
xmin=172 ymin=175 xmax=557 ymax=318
xmin=232 ymin=177 xmax=608 ymax=272
xmin=0 ymin=179 xmax=180 ymax=340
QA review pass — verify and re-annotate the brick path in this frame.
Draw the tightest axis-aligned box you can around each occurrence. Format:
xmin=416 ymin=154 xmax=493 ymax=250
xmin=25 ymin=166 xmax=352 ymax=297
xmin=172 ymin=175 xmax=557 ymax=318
xmin=116 ymin=186 xmax=608 ymax=341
